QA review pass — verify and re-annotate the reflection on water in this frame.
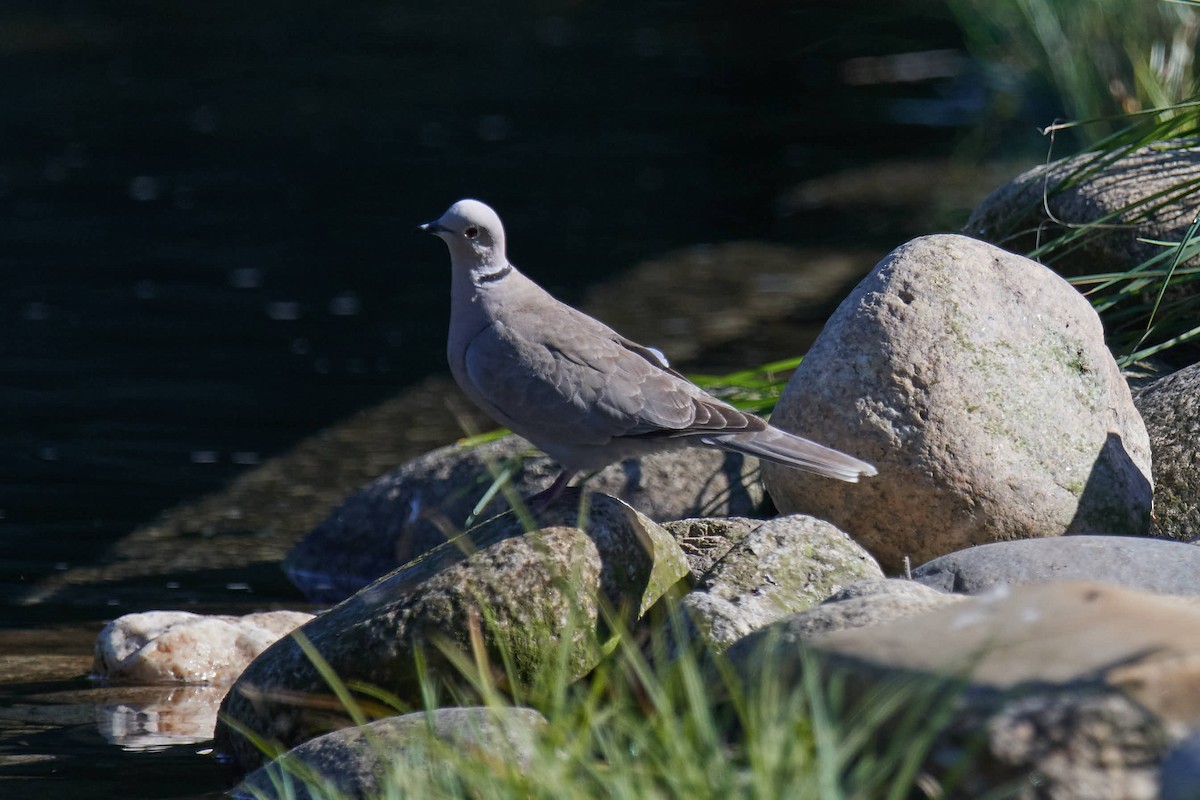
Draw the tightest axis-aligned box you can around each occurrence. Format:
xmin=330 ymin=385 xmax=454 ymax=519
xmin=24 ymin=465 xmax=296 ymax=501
xmin=96 ymin=686 xmax=227 ymax=752
xmin=0 ymin=0 xmax=981 ymax=796
xmin=3 ymin=680 xmax=224 ymax=754
xmin=0 ymin=633 xmax=229 ymax=799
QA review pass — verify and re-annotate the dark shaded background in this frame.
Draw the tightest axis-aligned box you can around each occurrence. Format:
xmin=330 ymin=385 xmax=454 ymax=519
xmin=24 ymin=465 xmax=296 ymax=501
xmin=0 ymin=0 xmax=979 ymax=598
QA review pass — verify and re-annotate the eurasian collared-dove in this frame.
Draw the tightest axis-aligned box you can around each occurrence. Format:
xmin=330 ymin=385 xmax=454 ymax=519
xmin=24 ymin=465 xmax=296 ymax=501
xmin=421 ymin=199 xmax=876 ymax=500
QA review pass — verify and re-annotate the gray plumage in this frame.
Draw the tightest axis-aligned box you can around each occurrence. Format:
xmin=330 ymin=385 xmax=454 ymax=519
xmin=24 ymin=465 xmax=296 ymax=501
xmin=421 ymin=198 xmax=876 ymax=495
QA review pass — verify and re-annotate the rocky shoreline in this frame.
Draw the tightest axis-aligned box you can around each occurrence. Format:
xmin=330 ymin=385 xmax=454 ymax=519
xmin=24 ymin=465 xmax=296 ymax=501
xmin=91 ymin=144 xmax=1200 ymax=798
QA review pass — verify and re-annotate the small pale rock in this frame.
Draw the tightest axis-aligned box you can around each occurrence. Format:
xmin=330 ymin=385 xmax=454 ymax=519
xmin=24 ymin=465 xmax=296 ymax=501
xmin=93 ymin=610 xmax=314 ymax=685
xmin=913 ymin=535 xmax=1200 ymax=595
xmin=763 ymin=234 xmax=1153 ymax=571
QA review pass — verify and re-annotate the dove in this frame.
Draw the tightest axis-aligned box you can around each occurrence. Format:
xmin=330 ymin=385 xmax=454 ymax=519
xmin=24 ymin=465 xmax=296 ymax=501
xmin=420 ymin=198 xmax=876 ymax=502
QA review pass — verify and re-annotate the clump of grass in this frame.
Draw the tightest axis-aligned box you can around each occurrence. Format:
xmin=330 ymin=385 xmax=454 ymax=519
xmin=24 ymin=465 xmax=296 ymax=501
xmin=1069 ymin=207 xmax=1200 ymax=367
xmin=240 ymin=599 xmax=993 ymax=800
xmin=689 ymin=356 xmax=803 ymax=416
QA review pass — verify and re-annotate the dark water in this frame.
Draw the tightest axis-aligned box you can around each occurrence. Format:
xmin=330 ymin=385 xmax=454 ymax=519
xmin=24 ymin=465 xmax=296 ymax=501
xmin=0 ymin=1 xmax=983 ymax=796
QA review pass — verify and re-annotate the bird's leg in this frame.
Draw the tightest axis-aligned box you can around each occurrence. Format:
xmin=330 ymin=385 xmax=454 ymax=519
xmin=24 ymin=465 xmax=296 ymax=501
xmin=527 ymin=468 xmax=577 ymax=513
xmin=502 ymin=469 xmax=579 ymax=530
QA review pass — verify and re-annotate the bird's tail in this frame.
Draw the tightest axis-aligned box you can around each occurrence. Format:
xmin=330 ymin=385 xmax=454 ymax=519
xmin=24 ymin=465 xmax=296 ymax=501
xmin=702 ymin=427 xmax=877 ymax=483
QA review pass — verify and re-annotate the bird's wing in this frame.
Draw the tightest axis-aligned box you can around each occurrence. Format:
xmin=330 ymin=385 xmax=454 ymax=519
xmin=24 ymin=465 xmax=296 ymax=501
xmin=462 ymin=306 xmax=765 ymax=448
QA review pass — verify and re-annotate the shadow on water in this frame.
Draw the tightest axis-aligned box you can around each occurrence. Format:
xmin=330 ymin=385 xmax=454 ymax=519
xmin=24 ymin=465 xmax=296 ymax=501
xmin=0 ymin=0 xmax=980 ymax=795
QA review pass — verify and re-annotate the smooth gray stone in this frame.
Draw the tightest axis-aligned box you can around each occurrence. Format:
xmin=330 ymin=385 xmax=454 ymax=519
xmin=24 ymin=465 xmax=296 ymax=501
xmin=912 ymin=535 xmax=1200 ymax=595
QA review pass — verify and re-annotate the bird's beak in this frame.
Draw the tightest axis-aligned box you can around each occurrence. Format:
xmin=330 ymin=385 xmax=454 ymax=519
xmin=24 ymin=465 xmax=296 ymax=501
xmin=419 ymin=221 xmax=446 ymax=235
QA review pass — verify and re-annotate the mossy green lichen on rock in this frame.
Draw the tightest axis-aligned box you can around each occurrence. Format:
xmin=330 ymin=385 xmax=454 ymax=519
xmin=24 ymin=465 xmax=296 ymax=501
xmin=216 ymin=491 xmax=689 ymax=774
xmin=679 ymin=515 xmax=883 ymax=652
xmin=764 ymin=234 xmax=1152 ymax=572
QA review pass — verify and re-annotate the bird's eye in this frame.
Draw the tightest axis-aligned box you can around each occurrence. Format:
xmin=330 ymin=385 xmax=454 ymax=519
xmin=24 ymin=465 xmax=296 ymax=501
xmin=464 ymin=226 xmax=479 ymax=239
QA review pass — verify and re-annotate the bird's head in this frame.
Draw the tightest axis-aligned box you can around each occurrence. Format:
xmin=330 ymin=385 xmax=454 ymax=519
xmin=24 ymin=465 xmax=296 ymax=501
xmin=420 ymin=199 xmax=507 ymax=272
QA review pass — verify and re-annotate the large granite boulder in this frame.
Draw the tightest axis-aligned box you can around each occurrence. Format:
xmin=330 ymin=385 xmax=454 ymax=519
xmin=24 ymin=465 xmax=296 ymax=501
xmin=763 ymin=234 xmax=1153 ymax=571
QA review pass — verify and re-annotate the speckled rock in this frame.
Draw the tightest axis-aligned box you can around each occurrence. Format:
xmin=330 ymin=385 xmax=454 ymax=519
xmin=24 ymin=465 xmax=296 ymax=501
xmin=93 ymin=610 xmax=314 ymax=685
xmin=912 ymin=535 xmax=1200 ymax=595
xmin=661 ymin=516 xmax=759 ymax=582
xmin=680 ymin=515 xmax=882 ymax=651
xmin=216 ymin=490 xmax=689 ymax=773
xmin=974 ymin=685 xmax=1167 ymax=800
xmin=231 ymin=707 xmax=547 ymax=800
xmin=285 ymin=434 xmax=761 ymax=602
xmin=1134 ymin=363 xmax=1200 ymax=540
xmin=763 ymin=234 xmax=1154 ymax=572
